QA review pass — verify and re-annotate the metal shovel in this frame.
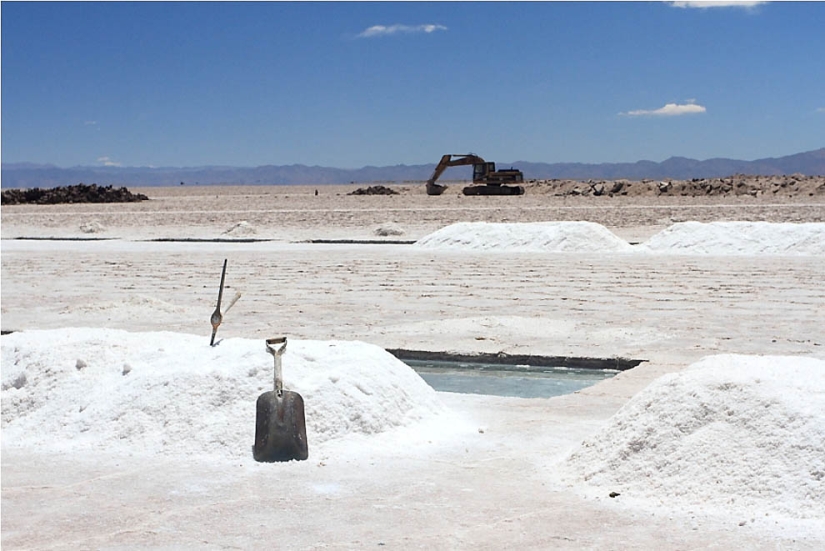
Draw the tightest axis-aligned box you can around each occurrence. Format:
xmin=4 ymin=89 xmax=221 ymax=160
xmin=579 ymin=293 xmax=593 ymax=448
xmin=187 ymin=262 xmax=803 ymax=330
xmin=209 ymin=259 xmax=242 ymax=347
xmin=210 ymin=259 xmax=228 ymax=346
xmin=253 ymin=337 xmax=308 ymax=462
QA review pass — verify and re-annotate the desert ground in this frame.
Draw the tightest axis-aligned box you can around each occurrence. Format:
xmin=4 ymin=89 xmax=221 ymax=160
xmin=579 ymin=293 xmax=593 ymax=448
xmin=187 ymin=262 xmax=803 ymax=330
xmin=2 ymin=180 xmax=825 ymax=549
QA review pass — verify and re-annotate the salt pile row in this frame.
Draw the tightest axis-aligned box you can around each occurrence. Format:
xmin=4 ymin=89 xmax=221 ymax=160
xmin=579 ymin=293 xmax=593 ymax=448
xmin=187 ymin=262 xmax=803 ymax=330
xmin=415 ymin=221 xmax=634 ymax=253
xmin=415 ymin=221 xmax=825 ymax=256
xmin=1 ymin=329 xmax=446 ymax=458
xmin=560 ymin=354 xmax=825 ymax=522
xmin=642 ymin=221 xmax=825 ymax=256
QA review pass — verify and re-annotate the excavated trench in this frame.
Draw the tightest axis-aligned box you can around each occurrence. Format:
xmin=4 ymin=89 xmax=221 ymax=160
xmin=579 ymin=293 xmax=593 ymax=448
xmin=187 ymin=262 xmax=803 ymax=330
xmin=388 ymin=349 xmax=645 ymax=399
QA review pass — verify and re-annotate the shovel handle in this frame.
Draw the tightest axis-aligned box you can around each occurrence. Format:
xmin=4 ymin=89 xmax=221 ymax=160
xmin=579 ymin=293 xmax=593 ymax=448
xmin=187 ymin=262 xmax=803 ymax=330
xmin=209 ymin=259 xmax=228 ymax=346
xmin=215 ymin=258 xmax=227 ymax=311
xmin=266 ymin=337 xmax=287 ymax=395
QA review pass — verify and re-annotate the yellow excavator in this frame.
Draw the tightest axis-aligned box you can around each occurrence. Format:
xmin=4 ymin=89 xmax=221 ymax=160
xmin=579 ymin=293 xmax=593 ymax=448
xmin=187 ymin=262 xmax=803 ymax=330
xmin=425 ymin=154 xmax=525 ymax=196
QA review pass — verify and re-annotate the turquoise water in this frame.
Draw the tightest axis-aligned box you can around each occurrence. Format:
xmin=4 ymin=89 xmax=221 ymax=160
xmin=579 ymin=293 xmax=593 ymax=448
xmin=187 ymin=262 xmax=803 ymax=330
xmin=404 ymin=359 xmax=617 ymax=399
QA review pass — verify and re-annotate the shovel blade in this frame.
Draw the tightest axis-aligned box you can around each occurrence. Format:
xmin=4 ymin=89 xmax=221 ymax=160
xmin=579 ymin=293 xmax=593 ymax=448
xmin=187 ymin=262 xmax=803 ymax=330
xmin=254 ymin=390 xmax=308 ymax=462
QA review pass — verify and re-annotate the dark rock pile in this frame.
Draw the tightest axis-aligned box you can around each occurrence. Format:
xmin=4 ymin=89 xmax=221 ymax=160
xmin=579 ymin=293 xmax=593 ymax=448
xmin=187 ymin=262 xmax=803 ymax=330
xmin=1 ymin=183 xmax=149 ymax=205
xmin=528 ymin=174 xmax=825 ymax=198
xmin=348 ymin=185 xmax=399 ymax=196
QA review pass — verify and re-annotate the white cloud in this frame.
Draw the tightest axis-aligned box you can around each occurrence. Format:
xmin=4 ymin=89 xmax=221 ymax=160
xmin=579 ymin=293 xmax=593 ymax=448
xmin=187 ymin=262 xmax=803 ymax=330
xmin=97 ymin=156 xmax=121 ymax=167
xmin=621 ymin=101 xmax=708 ymax=117
xmin=816 ymin=107 xmax=825 ymax=114
xmin=357 ymin=24 xmax=447 ymax=38
xmin=84 ymin=120 xmax=98 ymax=126
xmin=669 ymin=1 xmax=768 ymax=9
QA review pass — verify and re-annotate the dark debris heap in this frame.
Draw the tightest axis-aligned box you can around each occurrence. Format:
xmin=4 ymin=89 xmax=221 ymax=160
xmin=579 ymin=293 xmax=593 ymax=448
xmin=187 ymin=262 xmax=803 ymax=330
xmin=1 ymin=183 xmax=150 ymax=205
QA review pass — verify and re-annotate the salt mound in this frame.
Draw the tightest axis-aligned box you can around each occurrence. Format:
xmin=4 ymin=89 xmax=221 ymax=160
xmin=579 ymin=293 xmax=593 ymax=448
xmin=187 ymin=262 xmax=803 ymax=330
xmin=561 ymin=354 xmax=825 ymax=521
xmin=223 ymin=221 xmax=257 ymax=236
xmin=641 ymin=222 xmax=825 ymax=255
xmin=374 ymin=223 xmax=405 ymax=237
xmin=1 ymin=329 xmax=445 ymax=458
xmin=415 ymin=222 xmax=633 ymax=252
xmin=79 ymin=221 xmax=106 ymax=234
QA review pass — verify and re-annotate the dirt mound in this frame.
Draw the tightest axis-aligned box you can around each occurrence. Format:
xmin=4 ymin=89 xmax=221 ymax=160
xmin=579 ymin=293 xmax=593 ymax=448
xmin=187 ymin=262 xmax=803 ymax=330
xmin=348 ymin=185 xmax=399 ymax=196
xmin=528 ymin=174 xmax=825 ymax=198
xmin=1 ymin=184 xmax=149 ymax=205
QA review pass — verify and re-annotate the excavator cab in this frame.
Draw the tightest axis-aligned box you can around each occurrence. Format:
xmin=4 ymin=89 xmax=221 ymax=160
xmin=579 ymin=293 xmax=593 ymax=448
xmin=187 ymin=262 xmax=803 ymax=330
xmin=465 ymin=159 xmax=524 ymax=195
xmin=473 ymin=162 xmax=496 ymax=182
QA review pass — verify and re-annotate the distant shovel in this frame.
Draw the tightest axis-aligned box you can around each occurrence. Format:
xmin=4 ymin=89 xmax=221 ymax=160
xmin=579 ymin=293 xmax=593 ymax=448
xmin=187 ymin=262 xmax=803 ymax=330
xmin=253 ymin=337 xmax=309 ymax=462
xmin=210 ymin=259 xmax=228 ymax=346
xmin=209 ymin=259 xmax=242 ymax=346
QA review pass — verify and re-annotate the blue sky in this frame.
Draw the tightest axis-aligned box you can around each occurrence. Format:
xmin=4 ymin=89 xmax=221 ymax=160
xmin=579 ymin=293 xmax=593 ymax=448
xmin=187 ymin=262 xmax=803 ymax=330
xmin=2 ymin=1 xmax=823 ymax=168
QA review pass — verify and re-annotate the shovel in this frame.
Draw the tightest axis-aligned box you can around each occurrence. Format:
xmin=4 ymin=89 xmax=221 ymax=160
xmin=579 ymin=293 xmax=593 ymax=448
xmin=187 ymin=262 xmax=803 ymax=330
xmin=253 ymin=337 xmax=309 ymax=462
xmin=210 ymin=259 xmax=228 ymax=346
xmin=209 ymin=260 xmax=242 ymax=347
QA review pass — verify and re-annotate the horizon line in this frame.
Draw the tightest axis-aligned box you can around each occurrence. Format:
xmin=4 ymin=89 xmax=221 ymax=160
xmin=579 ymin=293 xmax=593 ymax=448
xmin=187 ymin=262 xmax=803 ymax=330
xmin=3 ymin=147 xmax=823 ymax=171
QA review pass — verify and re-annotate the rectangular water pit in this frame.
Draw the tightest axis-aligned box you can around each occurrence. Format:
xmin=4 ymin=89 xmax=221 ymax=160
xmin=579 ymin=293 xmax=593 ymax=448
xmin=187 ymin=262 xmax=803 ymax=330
xmin=388 ymin=350 xmax=645 ymax=399
xmin=404 ymin=359 xmax=618 ymax=398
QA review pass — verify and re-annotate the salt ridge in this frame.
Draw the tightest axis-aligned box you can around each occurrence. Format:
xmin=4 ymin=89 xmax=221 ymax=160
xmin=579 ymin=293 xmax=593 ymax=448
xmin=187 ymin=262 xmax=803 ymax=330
xmin=415 ymin=221 xmax=825 ymax=256
xmin=559 ymin=354 xmax=825 ymax=522
xmin=415 ymin=221 xmax=634 ymax=252
xmin=640 ymin=221 xmax=825 ymax=256
xmin=1 ymin=329 xmax=446 ymax=458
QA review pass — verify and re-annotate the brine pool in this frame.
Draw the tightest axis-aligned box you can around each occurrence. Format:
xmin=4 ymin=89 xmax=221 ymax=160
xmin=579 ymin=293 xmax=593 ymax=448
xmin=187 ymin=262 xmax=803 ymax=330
xmin=404 ymin=359 xmax=618 ymax=398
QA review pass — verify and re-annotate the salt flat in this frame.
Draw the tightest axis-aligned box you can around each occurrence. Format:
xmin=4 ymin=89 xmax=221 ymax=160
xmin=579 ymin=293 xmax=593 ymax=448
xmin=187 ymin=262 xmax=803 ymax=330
xmin=2 ymin=184 xmax=824 ymax=549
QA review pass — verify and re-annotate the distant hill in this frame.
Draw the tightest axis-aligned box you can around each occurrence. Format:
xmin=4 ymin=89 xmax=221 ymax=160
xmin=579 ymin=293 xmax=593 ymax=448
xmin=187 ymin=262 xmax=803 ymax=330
xmin=515 ymin=148 xmax=825 ymax=180
xmin=2 ymin=148 xmax=823 ymax=189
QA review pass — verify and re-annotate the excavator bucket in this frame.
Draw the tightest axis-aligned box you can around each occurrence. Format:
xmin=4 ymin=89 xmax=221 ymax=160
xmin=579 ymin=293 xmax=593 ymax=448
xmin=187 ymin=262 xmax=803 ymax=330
xmin=426 ymin=182 xmax=448 ymax=196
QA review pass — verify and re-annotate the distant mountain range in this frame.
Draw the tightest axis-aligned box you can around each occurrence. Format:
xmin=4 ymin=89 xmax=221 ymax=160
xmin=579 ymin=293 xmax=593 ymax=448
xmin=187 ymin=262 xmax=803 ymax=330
xmin=2 ymin=148 xmax=823 ymax=189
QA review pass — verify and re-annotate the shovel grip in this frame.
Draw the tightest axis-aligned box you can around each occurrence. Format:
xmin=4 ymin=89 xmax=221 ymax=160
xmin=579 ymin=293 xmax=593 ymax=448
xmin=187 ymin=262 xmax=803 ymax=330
xmin=266 ymin=337 xmax=287 ymax=395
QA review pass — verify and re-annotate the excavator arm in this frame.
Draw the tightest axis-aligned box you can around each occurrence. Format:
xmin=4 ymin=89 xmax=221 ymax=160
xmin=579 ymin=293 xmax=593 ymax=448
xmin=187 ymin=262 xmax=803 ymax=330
xmin=426 ymin=154 xmax=485 ymax=196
